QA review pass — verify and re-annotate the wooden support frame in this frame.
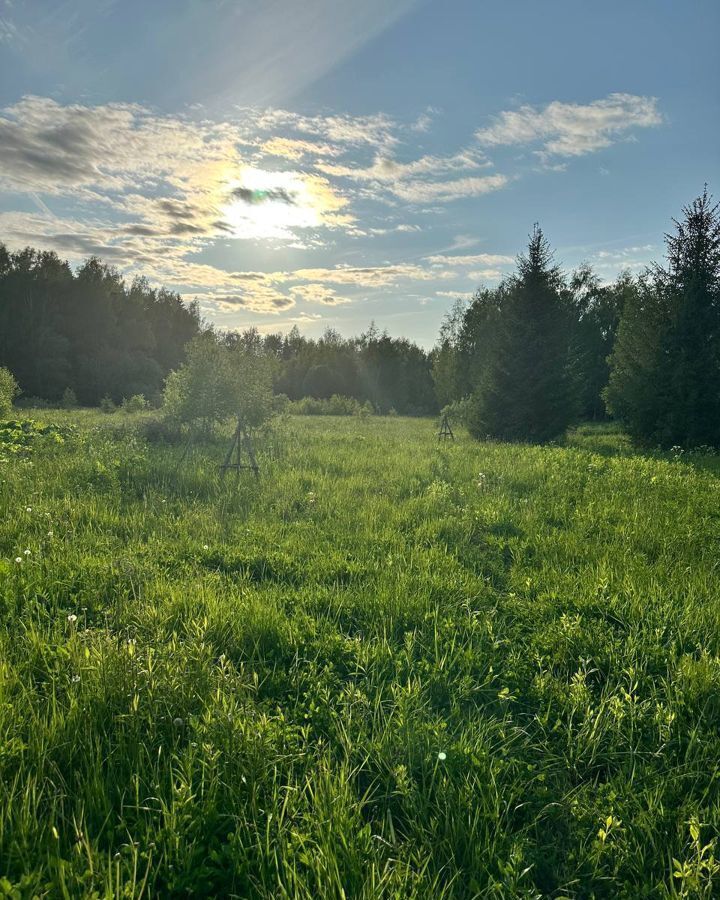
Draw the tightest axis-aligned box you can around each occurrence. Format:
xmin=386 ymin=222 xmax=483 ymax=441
xmin=219 ymin=418 xmax=260 ymax=478
xmin=437 ymin=413 xmax=454 ymax=441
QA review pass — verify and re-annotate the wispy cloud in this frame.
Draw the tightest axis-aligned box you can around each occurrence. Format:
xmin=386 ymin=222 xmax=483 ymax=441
xmin=290 ymin=284 xmax=351 ymax=305
xmin=0 ymin=90 xmax=663 ymax=319
xmin=0 ymin=14 xmax=17 ymax=43
xmin=475 ymin=93 xmax=662 ymax=158
xmin=424 ymin=252 xmax=514 ymax=266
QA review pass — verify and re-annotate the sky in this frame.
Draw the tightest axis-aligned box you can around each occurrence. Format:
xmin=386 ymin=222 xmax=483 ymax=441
xmin=0 ymin=0 xmax=718 ymax=346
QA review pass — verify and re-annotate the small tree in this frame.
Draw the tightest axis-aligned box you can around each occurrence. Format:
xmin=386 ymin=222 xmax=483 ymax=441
xmin=163 ymin=332 xmax=275 ymax=434
xmin=0 ymin=367 xmax=19 ymax=418
xmin=61 ymin=387 xmax=78 ymax=409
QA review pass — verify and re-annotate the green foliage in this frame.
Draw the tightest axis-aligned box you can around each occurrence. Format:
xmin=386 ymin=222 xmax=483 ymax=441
xmin=606 ymin=189 xmax=720 ymax=447
xmin=99 ymin=394 xmax=116 ymax=413
xmin=302 ymin=362 xmax=345 ymax=399
xmin=0 ymin=247 xmax=201 ymax=405
xmin=0 ymin=418 xmax=74 ymax=461
xmin=289 ymin=394 xmax=375 ymax=416
xmin=120 ymin=393 xmax=149 ymax=412
xmin=61 ymin=386 xmax=78 ymax=409
xmin=1 ymin=411 xmax=720 ymax=896
xmin=466 ymin=226 xmax=580 ymax=442
xmin=275 ymin=324 xmax=438 ymax=415
xmin=0 ymin=367 xmax=19 ymax=418
xmin=163 ymin=332 xmax=276 ymax=433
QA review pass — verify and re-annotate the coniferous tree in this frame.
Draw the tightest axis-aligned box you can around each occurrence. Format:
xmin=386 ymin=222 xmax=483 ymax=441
xmin=466 ymin=226 xmax=579 ymax=441
xmin=605 ymin=189 xmax=720 ymax=446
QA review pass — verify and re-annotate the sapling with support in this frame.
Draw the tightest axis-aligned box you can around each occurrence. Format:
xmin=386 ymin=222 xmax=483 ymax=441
xmin=219 ymin=417 xmax=260 ymax=478
xmin=438 ymin=412 xmax=454 ymax=441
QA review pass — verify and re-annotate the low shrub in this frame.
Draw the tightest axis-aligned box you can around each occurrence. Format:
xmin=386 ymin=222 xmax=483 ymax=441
xmin=121 ymin=394 xmax=149 ymax=412
xmin=288 ymin=394 xmax=376 ymax=416
xmin=0 ymin=367 xmax=19 ymax=417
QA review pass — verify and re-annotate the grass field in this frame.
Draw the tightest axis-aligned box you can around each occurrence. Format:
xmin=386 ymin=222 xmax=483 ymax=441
xmin=1 ymin=412 xmax=720 ymax=898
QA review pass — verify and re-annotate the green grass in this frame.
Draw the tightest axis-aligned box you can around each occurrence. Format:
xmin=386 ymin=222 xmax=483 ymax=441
xmin=1 ymin=412 xmax=719 ymax=898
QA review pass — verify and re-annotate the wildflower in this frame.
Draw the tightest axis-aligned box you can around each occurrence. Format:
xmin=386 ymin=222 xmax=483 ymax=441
xmin=437 ymin=751 xmax=447 ymax=761
xmin=68 ymin=614 xmax=78 ymax=624
xmin=15 ymin=557 xmax=22 ymax=564
xmin=47 ymin=531 xmax=53 ymax=537
xmin=203 ymin=544 xmax=209 ymax=550
xmin=26 ymin=506 xmax=32 ymax=513
xmin=24 ymin=549 xmax=31 ymax=556
xmin=71 ymin=674 xmax=81 ymax=683
xmin=173 ymin=717 xmax=184 ymax=728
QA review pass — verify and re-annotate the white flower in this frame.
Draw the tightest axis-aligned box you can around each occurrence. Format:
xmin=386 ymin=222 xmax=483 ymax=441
xmin=437 ymin=751 xmax=447 ymax=761
xmin=67 ymin=614 xmax=78 ymax=624
xmin=14 ymin=557 xmax=22 ymax=564
xmin=47 ymin=531 xmax=53 ymax=537
xmin=23 ymin=549 xmax=31 ymax=556
xmin=71 ymin=674 xmax=81 ymax=683
xmin=203 ymin=544 xmax=209 ymax=550
xmin=25 ymin=507 xmax=32 ymax=513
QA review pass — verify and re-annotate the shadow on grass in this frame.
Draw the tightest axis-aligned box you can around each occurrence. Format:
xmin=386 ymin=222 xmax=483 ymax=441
xmin=565 ymin=421 xmax=720 ymax=476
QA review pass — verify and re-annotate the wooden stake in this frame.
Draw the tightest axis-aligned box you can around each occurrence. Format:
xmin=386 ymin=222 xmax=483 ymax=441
xmin=438 ymin=413 xmax=454 ymax=442
xmin=219 ymin=419 xmax=260 ymax=478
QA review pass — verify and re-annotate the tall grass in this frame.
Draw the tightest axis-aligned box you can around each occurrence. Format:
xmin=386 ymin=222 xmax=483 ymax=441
xmin=0 ymin=413 xmax=719 ymax=897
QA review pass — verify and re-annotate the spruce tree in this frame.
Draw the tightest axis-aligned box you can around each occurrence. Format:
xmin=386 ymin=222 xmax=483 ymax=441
xmin=605 ymin=189 xmax=720 ymax=446
xmin=467 ymin=226 xmax=579 ymax=442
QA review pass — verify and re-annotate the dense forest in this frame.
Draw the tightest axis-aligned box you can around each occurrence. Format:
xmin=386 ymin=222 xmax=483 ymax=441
xmin=0 ymin=247 xmax=201 ymax=405
xmin=0 ymin=245 xmax=437 ymax=415
xmin=1 ymin=188 xmax=718 ymax=446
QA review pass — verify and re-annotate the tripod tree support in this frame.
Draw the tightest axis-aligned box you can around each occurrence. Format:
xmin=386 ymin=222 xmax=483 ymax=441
xmin=438 ymin=413 xmax=454 ymax=441
xmin=219 ymin=418 xmax=260 ymax=478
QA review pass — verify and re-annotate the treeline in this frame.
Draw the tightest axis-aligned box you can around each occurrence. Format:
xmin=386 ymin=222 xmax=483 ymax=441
xmin=2 ymin=187 xmax=718 ymax=446
xmin=241 ymin=325 xmax=437 ymax=415
xmin=0 ymin=246 xmax=202 ymax=405
xmin=0 ymin=244 xmax=437 ymax=415
xmin=434 ymin=188 xmax=720 ymax=448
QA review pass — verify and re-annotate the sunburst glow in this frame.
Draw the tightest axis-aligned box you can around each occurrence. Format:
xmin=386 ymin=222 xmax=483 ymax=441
xmin=222 ymin=167 xmax=325 ymax=240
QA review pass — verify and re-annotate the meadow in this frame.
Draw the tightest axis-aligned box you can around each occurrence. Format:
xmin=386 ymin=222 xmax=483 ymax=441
xmin=1 ymin=411 xmax=719 ymax=898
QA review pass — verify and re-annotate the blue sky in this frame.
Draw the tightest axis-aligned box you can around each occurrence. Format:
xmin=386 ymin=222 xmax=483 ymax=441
xmin=0 ymin=0 xmax=718 ymax=345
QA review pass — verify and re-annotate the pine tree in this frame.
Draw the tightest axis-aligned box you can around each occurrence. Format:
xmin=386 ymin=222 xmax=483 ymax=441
xmin=605 ymin=189 xmax=720 ymax=446
xmin=467 ymin=226 xmax=579 ymax=442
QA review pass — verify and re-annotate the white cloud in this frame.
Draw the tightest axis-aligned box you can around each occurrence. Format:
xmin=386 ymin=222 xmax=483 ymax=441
xmin=475 ymin=93 xmax=662 ymax=158
xmin=467 ymin=269 xmax=502 ymax=281
xmin=290 ymin=284 xmax=351 ymax=305
xmin=391 ymin=173 xmax=509 ymax=203
xmin=424 ymin=252 xmax=514 ymax=266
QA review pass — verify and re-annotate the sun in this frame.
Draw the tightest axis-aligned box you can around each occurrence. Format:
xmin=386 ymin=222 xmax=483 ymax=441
xmin=221 ymin=166 xmax=322 ymax=240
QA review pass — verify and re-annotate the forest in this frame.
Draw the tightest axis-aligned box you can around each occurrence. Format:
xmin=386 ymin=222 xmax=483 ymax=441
xmin=2 ymin=189 xmax=719 ymax=451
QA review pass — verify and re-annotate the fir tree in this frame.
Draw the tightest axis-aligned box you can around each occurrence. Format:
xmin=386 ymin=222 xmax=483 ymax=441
xmin=467 ymin=226 xmax=579 ymax=442
xmin=606 ymin=189 xmax=720 ymax=446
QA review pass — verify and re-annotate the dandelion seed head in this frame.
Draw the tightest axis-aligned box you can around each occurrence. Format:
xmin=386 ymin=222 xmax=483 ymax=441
xmin=14 ymin=557 xmax=22 ymax=564
xmin=67 ymin=614 xmax=78 ymax=623
xmin=437 ymin=751 xmax=447 ymax=761
xmin=173 ymin=717 xmax=184 ymax=728
xmin=24 ymin=549 xmax=31 ymax=555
